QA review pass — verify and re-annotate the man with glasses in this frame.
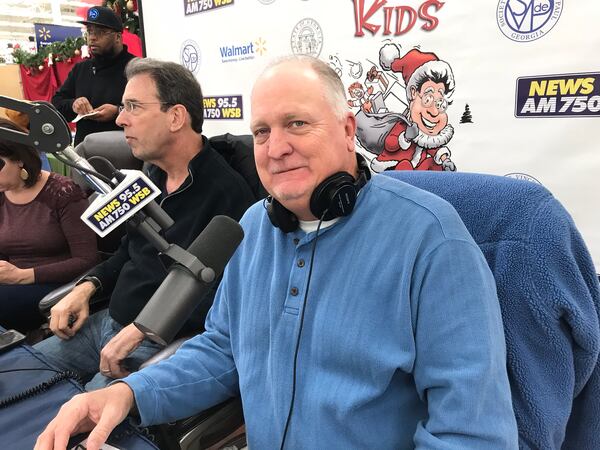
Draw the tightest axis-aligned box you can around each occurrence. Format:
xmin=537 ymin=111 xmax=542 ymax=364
xmin=52 ymin=6 xmax=135 ymax=145
xmin=373 ymin=45 xmax=457 ymax=172
xmin=36 ymin=58 xmax=257 ymax=390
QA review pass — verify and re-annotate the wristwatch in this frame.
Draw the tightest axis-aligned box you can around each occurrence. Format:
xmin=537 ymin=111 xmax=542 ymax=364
xmin=75 ymin=275 xmax=102 ymax=294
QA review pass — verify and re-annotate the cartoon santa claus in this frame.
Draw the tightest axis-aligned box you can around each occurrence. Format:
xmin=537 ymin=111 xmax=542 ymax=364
xmin=373 ymin=44 xmax=456 ymax=172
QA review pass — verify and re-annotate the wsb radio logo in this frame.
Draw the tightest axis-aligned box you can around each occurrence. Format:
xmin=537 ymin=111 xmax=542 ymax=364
xmin=515 ymin=72 xmax=600 ymax=118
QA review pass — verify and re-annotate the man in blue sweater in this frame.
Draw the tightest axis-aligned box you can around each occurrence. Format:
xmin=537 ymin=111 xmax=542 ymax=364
xmin=36 ymin=56 xmax=518 ymax=450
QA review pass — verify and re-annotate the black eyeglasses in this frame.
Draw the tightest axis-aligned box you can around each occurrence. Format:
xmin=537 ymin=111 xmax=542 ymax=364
xmin=85 ymin=26 xmax=115 ymax=38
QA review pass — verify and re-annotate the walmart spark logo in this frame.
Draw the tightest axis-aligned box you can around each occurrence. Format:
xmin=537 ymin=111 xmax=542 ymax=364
xmin=38 ymin=27 xmax=51 ymax=41
xmin=254 ymin=37 xmax=267 ymax=56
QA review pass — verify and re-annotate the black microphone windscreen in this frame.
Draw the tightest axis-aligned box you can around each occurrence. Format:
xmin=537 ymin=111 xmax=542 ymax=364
xmin=134 ymin=215 xmax=244 ymax=345
xmin=186 ymin=215 xmax=244 ymax=278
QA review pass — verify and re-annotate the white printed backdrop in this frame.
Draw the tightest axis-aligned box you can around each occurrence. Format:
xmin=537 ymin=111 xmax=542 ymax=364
xmin=141 ymin=0 xmax=600 ymax=268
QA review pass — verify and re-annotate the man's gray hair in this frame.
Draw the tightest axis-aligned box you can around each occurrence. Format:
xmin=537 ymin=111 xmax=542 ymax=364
xmin=262 ymin=55 xmax=349 ymax=120
xmin=125 ymin=58 xmax=204 ymax=133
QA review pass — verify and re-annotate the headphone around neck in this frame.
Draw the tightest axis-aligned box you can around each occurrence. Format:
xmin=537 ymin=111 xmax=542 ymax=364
xmin=266 ymin=153 xmax=371 ymax=233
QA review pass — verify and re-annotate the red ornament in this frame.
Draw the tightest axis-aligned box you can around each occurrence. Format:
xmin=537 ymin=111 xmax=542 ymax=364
xmin=14 ymin=43 xmax=20 ymax=49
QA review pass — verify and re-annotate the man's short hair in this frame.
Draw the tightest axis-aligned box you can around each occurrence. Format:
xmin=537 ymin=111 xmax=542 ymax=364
xmin=125 ymin=58 xmax=204 ymax=133
xmin=261 ymin=55 xmax=349 ymax=120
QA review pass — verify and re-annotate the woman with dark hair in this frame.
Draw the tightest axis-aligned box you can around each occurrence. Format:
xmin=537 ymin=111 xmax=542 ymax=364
xmin=0 ymin=118 xmax=99 ymax=332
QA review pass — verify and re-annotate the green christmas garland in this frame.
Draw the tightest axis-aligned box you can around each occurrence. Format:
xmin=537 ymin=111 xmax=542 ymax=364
xmin=12 ymin=36 xmax=86 ymax=71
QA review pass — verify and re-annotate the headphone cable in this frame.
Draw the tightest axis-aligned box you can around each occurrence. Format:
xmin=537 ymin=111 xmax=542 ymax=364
xmin=279 ymin=209 xmax=328 ymax=450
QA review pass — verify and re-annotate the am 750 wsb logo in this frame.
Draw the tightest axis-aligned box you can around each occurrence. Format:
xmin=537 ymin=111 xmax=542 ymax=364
xmin=515 ymin=72 xmax=600 ymax=118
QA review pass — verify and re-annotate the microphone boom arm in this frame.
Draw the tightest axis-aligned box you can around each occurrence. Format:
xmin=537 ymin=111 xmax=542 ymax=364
xmin=0 ymin=95 xmax=72 ymax=152
xmin=0 ymin=95 xmax=113 ymax=193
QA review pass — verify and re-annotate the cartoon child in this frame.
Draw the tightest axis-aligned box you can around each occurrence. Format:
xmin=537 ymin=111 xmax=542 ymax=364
xmin=347 ymin=82 xmax=374 ymax=114
xmin=374 ymin=44 xmax=456 ymax=172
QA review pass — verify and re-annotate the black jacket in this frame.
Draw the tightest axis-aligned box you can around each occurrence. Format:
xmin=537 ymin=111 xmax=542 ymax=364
xmin=52 ymin=46 xmax=135 ymax=145
xmin=89 ymin=138 xmax=256 ymax=336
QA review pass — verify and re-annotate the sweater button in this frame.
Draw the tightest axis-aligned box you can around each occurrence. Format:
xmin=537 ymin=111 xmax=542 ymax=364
xmin=290 ymin=287 xmax=299 ymax=296
xmin=293 ymin=238 xmax=300 ymax=245
xmin=297 ymin=259 xmax=305 ymax=268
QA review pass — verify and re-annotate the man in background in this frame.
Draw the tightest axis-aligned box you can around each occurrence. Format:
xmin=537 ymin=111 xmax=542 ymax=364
xmin=52 ymin=6 xmax=134 ymax=145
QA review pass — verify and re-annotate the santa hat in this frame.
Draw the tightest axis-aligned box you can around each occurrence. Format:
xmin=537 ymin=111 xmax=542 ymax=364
xmin=390 ymin=48 xmax=455 ymax=100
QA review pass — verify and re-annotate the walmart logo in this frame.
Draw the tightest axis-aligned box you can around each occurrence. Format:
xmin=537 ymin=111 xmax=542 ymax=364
xmin=38 ymin=26 xmax=51 ymax=41
xmin=219 ymin=38 xmax=267 ymax=63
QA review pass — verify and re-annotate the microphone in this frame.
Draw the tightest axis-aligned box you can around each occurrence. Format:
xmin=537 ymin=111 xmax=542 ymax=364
xmin=134 ymin=215 xmax=244 ymax=346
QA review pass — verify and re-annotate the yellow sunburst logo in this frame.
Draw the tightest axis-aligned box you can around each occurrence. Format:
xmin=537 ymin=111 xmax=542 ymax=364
xmin=38 ymin=27 xmax=51 ymax=41
xmin=254 ymin=38 xmax=267 ymax=56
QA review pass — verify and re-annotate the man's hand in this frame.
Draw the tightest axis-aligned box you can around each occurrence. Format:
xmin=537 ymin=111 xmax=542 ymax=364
xmin=404 ymin=122 xmax=420 ymax=141
xmin=91 ymin=104 xmax=119 ymax=122
xmin=72 ymin=97 xmax=94 ymax=115
xmin=99 ymin=324 xmax=145 ymax=379
xmin=0 ymin=261 xmax=33 ymax=284
xmin=49 ymin=282 xmax=94 ymax=340
xmin=34 ymin=383 xmax=134 ymax=450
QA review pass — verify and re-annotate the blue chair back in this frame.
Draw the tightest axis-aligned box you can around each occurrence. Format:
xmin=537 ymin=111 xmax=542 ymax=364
xmin=383 ymin=171 xmax=600 ymax=450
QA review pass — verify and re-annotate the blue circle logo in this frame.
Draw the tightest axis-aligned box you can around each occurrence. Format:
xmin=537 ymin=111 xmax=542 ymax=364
xmin=88 ymin=8 xmax=99 ymax=20
xmin=497 ymin=0 xmax=562 ymax=42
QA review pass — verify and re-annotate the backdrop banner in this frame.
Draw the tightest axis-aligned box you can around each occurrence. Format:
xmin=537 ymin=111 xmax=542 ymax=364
xmin=142 ymin=0 xmax=600 ymax=268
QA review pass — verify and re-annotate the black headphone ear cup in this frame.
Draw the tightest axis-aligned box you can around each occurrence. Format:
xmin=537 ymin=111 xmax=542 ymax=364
xmin=267 ymin=198 xmax=299 ymax=233
xmin=310 ymin=172 xmax=357 ymax=220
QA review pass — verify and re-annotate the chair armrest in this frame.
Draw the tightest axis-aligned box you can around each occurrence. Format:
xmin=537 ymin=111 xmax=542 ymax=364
xmin=38 ymin=280 xmax=78 ymax=316
xmin=138 ymin=335 xmax=246 ymax=448
xmin=38 ymin=281 xmax=111 ymax=317
xmin=139 ymin=337 xmax=190 ymax=370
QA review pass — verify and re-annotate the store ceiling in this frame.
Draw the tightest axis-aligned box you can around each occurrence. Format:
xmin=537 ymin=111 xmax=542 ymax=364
xmin=0 ymin=1 xmax=99 ymax=44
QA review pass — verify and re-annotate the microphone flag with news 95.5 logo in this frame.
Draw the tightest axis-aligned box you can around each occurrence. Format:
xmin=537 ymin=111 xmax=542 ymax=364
xmin=134 ymin=215 xmax=244 ymax=346
xmin=80 ymin=170 xmax=161 ymax=237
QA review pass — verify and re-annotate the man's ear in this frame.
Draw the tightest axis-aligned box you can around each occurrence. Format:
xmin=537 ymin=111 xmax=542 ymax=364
xmin=169 ymin=105 xmax=187 ymax=132
xmin=344 ymin=112 xmax=357 ymax=153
